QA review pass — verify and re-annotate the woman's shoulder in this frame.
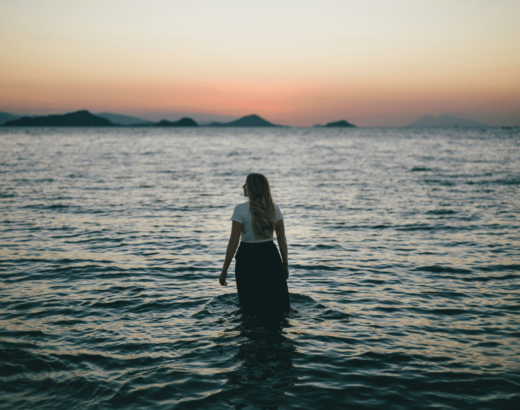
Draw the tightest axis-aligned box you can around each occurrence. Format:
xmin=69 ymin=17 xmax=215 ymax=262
xmin=234 ymin=201 xmax=249 ymax=212
xmin=274 ymin=203 xmax=283 ymax=220
xmin=231 ymin=201 xmax=249 ymax=221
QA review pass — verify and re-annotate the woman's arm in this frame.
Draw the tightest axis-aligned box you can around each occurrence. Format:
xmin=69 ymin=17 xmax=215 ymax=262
xmin=219 ymin=221 xmax=242 ymax=286
xmin=275 ymin=219 xmax=289 ymax=279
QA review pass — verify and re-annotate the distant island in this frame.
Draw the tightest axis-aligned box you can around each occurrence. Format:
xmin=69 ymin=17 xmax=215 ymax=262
xmin=313 ymin=119 xmax=356 ymax=128
xmin=0 ymin=111 xmax=21 ymax=125
xmin=2 ymin=109 xmax=511 ymax=128
xmin=0 ymin=111 xmax=356 ymax=128
xmin=3 ymin=110 xmax=115 ymax=127
xmin=1 ymin=110 xmax=200 ymax=127
xmin=96 ymin=112 xmax=153 ymax=126
xmin=154 ymin=118 xmax=198 ymax=127
xmin=207 ymin=114 xmax=281 ymax=127
xmin=325 ymin=120 xmax=356 ymax=127
xmin=407 ymin=114 xmax=490 ymax=128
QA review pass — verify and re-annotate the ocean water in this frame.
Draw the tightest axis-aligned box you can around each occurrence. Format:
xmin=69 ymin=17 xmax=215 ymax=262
xmin=0 ymin=127 xmax=519 ymax=409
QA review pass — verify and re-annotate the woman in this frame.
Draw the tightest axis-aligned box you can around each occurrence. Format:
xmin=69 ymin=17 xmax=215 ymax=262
xmin=219 ymin=173 xmax=290 ymax=313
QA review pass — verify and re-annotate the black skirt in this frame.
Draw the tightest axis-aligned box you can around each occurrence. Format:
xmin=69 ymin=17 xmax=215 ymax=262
xmin=234 ymin=240 xmax=290 ymax=313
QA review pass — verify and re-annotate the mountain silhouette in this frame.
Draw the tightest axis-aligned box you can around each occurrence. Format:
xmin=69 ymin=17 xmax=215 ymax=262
xmin=0 ymin=111 xmax=21 ymax=125
xmin=3 ymin=110 xmax=115 ymax=126
xmin=312 ymin=120 xmax=356 ymax=127
xmin=407 ymin=114 xmax=490 ymax=128
xmin=96 ymin=112 xmax=153 ymax=126
xmin=325 ymin=120 xmax=356 ymax=127
xmin=154 ymin=118 xmax=198 ymax=127
xmin=207 ymin=114 xmax=280 ymax=127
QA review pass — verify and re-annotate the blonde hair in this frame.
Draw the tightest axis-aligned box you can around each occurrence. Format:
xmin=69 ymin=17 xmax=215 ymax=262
xmin=246 ymin=173 xmax=277 ymax=239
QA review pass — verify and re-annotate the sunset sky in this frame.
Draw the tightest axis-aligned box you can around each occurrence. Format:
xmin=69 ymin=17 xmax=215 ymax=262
xmin=1 ymin=0 xmax=519 ymax=126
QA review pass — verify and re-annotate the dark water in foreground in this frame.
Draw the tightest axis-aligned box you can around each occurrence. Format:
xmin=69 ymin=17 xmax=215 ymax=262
xmin=1 ymin=127 xmax=519 ymax=409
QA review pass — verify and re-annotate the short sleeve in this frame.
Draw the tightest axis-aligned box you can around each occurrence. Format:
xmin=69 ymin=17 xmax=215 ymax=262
xmin=276 ymin=204 xmax=283 ymax=221
xmin=231 ymin=205 xmax=242 ymax=223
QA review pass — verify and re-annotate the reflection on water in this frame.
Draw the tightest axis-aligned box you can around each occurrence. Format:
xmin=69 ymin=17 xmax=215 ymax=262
xmin=222 ymin=310 xmax=295 ymax=408
xmin=187 ymin=294 xmax=298 ymax=409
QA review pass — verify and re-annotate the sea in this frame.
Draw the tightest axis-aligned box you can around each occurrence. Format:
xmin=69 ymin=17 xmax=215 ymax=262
xmin=1 ymin=127 xmax=519 ymax=409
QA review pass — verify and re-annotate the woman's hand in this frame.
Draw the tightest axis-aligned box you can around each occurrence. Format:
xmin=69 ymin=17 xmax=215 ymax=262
xmin=219 ymin=270 xmax=228 ymax=286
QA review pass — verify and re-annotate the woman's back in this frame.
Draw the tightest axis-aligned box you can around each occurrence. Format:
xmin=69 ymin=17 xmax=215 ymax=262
xmin=231 ymin=201 xmax=283 ymax=243
xmin=220 ymin=173 xmax=290 ymax=314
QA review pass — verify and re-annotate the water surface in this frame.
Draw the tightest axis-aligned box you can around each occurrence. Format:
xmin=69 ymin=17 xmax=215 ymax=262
xmin=1 ymin=127 xmax=519 ymax=409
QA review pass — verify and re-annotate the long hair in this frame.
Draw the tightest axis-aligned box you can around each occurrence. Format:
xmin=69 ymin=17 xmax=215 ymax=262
xmin=246 ymin=173 xmax=277 ymax=239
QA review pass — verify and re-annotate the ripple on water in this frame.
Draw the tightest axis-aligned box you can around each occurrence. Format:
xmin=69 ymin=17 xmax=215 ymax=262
xmin=0 ymin=127 xmax=519 ymax=409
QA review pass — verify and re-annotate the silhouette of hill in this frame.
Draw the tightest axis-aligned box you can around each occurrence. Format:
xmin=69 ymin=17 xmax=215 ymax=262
xmin=207 ymin=114 xmax=281 ymax=127
xmin=3 ymin=110 xmax=115 ymax=126
xmin=0 ymin=111 xmax=21 ymax=125
xmin=325 ymin=120 xmax=356 ymax=127
xmin=118 ymin=111 xmax=238 ymax=124
xmin=154 ymin=118 xmax=198 ymax=127
xmin=96 ymin=112 xmax=153 ymax=125
xmin=407 ymin=114 xmax=490 ymax=128
xmin=312 ymin=120 xmax=356 ymax=128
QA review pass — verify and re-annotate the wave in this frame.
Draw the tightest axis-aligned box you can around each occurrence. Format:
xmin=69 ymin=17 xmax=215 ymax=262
xmin=414 ymin=265 xmax=473 ymax=274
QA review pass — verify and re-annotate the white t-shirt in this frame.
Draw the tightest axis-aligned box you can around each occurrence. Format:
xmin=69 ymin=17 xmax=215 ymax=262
xmin=231 ymin=201 xmax=283 ymax=243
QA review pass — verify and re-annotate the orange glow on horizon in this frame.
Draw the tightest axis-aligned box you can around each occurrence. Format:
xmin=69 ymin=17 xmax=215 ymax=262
xmin=1 ymin=1 xmax=519 ymax=126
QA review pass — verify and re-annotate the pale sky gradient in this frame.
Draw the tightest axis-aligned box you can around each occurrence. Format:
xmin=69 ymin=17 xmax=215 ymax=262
xmin=1 ymin=0 xmax=519 ymax=126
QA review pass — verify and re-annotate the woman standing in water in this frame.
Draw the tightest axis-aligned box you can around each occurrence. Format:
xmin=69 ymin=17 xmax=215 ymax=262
xmin=219 ymin=173 xmax=290 ymax=312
